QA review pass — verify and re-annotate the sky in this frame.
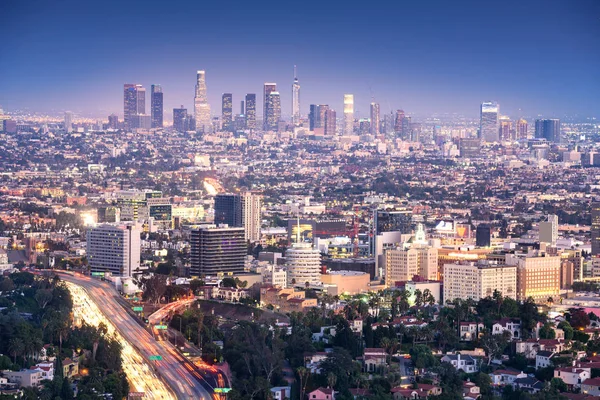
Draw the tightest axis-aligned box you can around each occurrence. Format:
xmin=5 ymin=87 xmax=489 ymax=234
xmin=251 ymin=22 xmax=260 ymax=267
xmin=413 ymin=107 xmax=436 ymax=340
xmin=1 ymin=0 xmax=599 ymax=120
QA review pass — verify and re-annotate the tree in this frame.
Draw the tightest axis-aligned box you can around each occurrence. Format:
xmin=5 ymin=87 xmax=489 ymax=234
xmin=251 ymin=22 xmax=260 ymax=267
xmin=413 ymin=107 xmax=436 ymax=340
xmin=558 ymin=321 xmax=574 ymax=341
xmin=297 ymin=367 xmax=310 ymax=400
xmin=221 ymin=277 xmax=237 ymax=288
xmin=189 ymin=279 xmax=205 ymax=294
xmin=480 ymin=331 xmax=511 ymax=365
xmin=409 ymin=344 xmax=437 ymax=371
xmin=538 ymin=323 xmax=556 ymax=339
xmin=570 ymin=308 xmax=591 ymax=330
xmin=35 ymin=289 xmax=54 ymax=309
xmin=140 ymin=274 xmax=168 ymax=304
xmin=8 ymin=338 xmax=24 ymax=364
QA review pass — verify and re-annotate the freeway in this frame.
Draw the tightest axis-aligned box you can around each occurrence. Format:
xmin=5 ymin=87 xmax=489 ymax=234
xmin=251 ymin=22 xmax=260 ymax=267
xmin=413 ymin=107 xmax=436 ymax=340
xmin=59 ymin=273 xmax=216 ymax=400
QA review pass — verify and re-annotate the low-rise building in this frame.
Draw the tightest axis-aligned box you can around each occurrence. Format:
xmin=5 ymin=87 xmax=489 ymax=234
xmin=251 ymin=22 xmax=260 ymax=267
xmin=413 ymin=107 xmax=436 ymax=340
xmin=582 ymin=377 xmax=600 ymax=396
xmin=490 ymin=369 xmax=527 ymax=386
xmin=440 ymin=353 xmax=480 ymax=373
xmin=554 ymin=367 xmax=591 ymax=390
xmin=3 ymin=370 xmax=43 ymax=387
xmin=320 ymin=270 xmax=370 ymax=295
xmin=260 ymin=287 xmax=317 ymax=313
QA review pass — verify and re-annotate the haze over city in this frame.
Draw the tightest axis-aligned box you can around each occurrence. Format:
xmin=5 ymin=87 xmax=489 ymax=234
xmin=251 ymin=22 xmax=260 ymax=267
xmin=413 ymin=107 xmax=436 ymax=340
xmin=1 ymin=0 xmax=599 ymax=118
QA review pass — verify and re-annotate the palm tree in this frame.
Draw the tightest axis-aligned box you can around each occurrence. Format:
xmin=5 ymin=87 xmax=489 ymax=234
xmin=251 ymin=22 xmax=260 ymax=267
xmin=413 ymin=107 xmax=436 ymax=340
xmin=327 ymin=372 xmax=337 ymax=389
xmin=8 ymin=338 xmax=24 ymax=364
xmin=297 ymin=367 xmax=310 ymax=400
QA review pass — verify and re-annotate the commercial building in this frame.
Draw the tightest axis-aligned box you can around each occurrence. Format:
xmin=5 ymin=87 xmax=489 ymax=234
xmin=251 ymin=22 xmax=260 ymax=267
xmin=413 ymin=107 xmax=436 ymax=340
xmin=443 ymin=261 xmax=517 ymax=302
xmin=150 ymin=84 xmax=163 ymax=128
xmin=320 ymin=270 xmax=370 ymax=295
xmin=190 ymin=225 xmax=246 ymax=277
xmin=265 ymin=90 xmax=281 ymax=132
xmin=173 ymin=106 xmax=188 ymax=132
xmin=86 ymin=224 xmax=141 ymax=277
xmin=260 ymin=287 xmax=317 ymax=313
xmin=343 ymin=94 xmax=354 ymax=135
xmin=221 ymin=93 xmax=233 ymax=131
xmin=479 ymin=101 xmax=499 ymax=143
xmin=245 ymin=93 xmax=256 ymax=130
xmin=214 ymin=192 xmax=262 ymax=242
xmin=516 ymin=119 xmax=528 ymax=139
xmin=506 ymin=252 xmax=561 ymax=303
xmin=476 ymin=224 xmax=491 ymax=247
xmin=123 ymin=84 xmax=145 ymax=130
xmin=539 ymin=214 xmax=558 ymax=246
xmin=459 ymin=138 xmax=481 ymax=158
xmin=385 ymin=245 xmax=438 ymax=286
xmin=194 ymin=70 xmax=211 ymax=133
xmin=285 ymin=242 xmax=321 ymax=287
xmin=591 ymin=202 xmax=600 ymax=256
xmin=535 ymin=119 xmax=561 ymax=143
xmin=64 ymin=111 xmax=73 ymax=133
xmin=263 ymin=83 xmax=277 ymax=130
xmin=370 ymin=103 xmax=380 ymax=135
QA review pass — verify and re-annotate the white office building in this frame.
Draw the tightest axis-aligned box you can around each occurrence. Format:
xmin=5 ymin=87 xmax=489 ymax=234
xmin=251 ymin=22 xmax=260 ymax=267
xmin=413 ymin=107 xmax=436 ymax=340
xmin=443 ymin=260 xmax=517 ymax=302
xmin=285 ymin=243 xmax=321 ymax=287
xmin=86 ymin=224 xmax=141 ymax=277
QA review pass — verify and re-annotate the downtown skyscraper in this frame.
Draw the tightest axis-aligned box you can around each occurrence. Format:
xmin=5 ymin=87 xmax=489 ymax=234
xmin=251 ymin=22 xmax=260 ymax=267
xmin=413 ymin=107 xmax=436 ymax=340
xmin=292 ymin=66 xmax=300 ymax=126
xmin=535 ymin=119 xmax=561 ymax=143
xmin=370 ymin=102 xmax=380 ymax=135
xmin=263 ymin=83 xmax=277 ymax=130
xmin=343 ymin=94 xmax=354 ymax=135
xmin=221 ymin=93 xmax=233 ymax=132
xmin=479 ymin=101 xmax=499 ymax=142
xmin=245 ymin=93 xmax=256 ymax=130
xmin=123 ymin=84 xmax=145 ymax=131
xmin=150 ymin=84 xmax=163 ymax=128
xmin=194 ymin=70 xmax=211 ymax=133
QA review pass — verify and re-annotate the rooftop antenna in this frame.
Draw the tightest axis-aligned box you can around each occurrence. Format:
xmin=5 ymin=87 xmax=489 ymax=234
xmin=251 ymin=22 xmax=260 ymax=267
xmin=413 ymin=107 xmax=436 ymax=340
xmin=296 ymin=213 xmax=301 ymax=244
xmin=294 ymin=65 xmax=297 ymax=80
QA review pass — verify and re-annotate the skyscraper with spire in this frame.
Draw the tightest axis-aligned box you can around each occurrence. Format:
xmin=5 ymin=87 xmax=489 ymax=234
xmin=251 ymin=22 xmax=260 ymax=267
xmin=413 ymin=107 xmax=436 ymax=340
xmin=292 ymin=66 xmax=300 ymax=126
xmin=194 ymin=70 xmax=211 ymax=133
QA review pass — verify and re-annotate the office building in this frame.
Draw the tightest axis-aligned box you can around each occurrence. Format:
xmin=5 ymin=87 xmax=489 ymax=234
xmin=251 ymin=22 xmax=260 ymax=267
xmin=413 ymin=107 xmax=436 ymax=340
xmin=173 ymin=106 xmax=187 ymax=132
xmin=459 ymin=138 xmax=481 ymax=158
xmin=245 ymin=94 xmax=256 ymax=130
xmin=292 ymin=66 xmax=300 ymax=126
xmin=592 ymin=202 xmax=600 ymax=256
xmin=221 ymin=93 xmax=233 ymax=131
xmin=150 ymin=84 xmax=163 ymax=128
xmin=87 ymin=224 xmax=141 ymax=277
xmin=499 ymin=116 xmax=512 ymax=141
xmin=476 ymin=224 xmax=491 ymax=247
xmin=214 ymin=192 xmax=262 ymax=242
xmin=123 ymin=84 xmax=145 ymax=130
xmin=265 ymin=90 xmax=281 ymax=132
xmin=370 ymin=103 xmax=380 ymax=135
xmin=535 ymin=119 xmax=561 ymax=143
xmin=374 ymin=209 xmax=413 ymax=235
xmin=324 ymin=108 xmax=336 ymax=135
xmin=394 ymin=110 xmax=405 ymax=135
xmin=194 ymin=70 xmax=211 ymax=133
xmin=506 ymin=252 xmax=560 ymax=303
xmin=385 ymin=245 xmax=438 ymax=286
xmin=343 ymin=94 xmax=354 ymax=135
xmin=190 ymin=225 xmax=246 ymax=277
xmin=539 ymin=214 xmax=558 ymax=246
xmin=263 ymin=83 xmax=277 ymax=130
xmin=64 ymin=111 xmax=73 ymax=133
xmin=516 ymin=118 xmax=528 ymax=140
xmin=479 ymin=102 xmax=499 ymax=142
xmin=108 ymin=114 xmax=119 ymax=129
xmin=285 ymin=242 xmax=322 ymax=287
xmin=136 ymin=114 xmax=151 ymax=129
xmin=443 ymin=261 xmax=517 ymax=302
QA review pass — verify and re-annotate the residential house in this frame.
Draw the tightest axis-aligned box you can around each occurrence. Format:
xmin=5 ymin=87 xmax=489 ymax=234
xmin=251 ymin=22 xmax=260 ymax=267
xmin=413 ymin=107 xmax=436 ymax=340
xmin=463 ymin=380 xmax=481 ymax=400
xmin=350 ymin=320 xmax=363 ymax=334
xmin=62 ymin=358 xmax=79 ymax=378
xmin=492 ymin=318 xmax=521 ymax=340
xmin=441 ymin=353 xmax=480 ymax=373
xmin=515 ymin=338 xmax=566 ymax=359
xmin=362 ymin=348 xmax=387 ymax=373
xmin=536 ymin=350 xmax=555 ymax=369
xmin=305 ymin=352 xmax=330 ymax=374
xmin=31 ymin=361 xmax=54 ymax=381
xmin=460 ymin=322 xmax=484 ymax=341
xmin=582 ymin=378 xmax=600 ymax=396
xmin=312 ymin=326 xmax=336 ymax=343
xmin=308 ymin=387 xmax=335 ymax=400
xmin=270 ymin=386 xmax=291 ymax=400
xmin=513 ymin=377 xmax=544 ymax=393
xmin=554 ymin=367 xmax=591 ymax=390
xmin=3 ymin=370 xmax=43 ymax=387
xmin=391 ymin=383 xmax=442 ymax=399
xmin=489 ymin=369 xmax=527 ymax=386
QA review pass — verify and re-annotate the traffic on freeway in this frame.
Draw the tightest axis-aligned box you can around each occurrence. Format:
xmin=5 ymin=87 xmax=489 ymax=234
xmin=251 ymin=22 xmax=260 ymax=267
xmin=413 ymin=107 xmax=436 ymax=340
xmin=59 ymin=272 xmax=219 ymax=400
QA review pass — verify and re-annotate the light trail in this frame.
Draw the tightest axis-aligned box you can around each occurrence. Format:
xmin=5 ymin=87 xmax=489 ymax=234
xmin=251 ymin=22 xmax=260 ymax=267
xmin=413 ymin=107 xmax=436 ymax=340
xmin=66 ymin=282 xmax=176 ymax=400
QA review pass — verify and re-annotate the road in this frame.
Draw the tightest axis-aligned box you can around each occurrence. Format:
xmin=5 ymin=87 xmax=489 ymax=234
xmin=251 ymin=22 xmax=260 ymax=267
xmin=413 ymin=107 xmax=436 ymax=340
xmin=59 ymin=273 xmax=217 ymax=400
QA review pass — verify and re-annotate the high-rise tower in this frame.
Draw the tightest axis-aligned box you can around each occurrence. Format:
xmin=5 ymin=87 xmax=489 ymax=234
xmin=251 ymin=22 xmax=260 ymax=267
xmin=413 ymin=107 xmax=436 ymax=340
xmin=343 ymin=94 xmax=354 ymax=135
xmin=263 ymin=83 xmax=277 ymax=130
xmin=479 ymin=102 xmax=499 ymax=143
xmin=265 ymin=90 xmax=281 ymax=132
xmin=535 ymin=119 xmax=561 ymax=143
xmin=221 ymin=93 xmax=233 ymax=131
xmin=64 ymin=111 xmax=73 ymax=133
xmin=194 ymin=70 xmax=211 ymax=133
xmin=150 ymin=84 xmax=163 ymax=128
xmin=292 ymin=66 xmax=300 ymax=126
xmin=370 ymin=103 xmax=380 ymax=135
xmin=123 ymin=84 xmax=145 ymax=130
xmin=245 ymin=94 xmax=256 ymax=130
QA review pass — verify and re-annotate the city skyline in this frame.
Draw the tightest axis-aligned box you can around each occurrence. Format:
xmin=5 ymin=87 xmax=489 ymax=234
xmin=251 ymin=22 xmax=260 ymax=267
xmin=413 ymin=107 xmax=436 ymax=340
xmin=1 ymin=0 xmax=599 ymax=119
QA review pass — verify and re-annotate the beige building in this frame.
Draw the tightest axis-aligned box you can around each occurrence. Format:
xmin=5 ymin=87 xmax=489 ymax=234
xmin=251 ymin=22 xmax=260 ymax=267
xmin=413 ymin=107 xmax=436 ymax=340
xmin=385 ymin=245 xmax=438 ymax=287
xmin=443 ymin=261 xmax=517 ymax=302
xmin=321 ymin=270 xmax=370 ymax=295
xmin=506 ymin=252 xmax=560 ymax=303
xmin=260 ymin=287 xmax=317 ymax=313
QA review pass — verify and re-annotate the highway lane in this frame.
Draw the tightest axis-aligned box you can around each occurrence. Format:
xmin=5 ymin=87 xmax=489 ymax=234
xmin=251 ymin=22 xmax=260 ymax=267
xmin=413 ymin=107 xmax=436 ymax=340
xmin=60 ymin=273 xmax=214 ymax=400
